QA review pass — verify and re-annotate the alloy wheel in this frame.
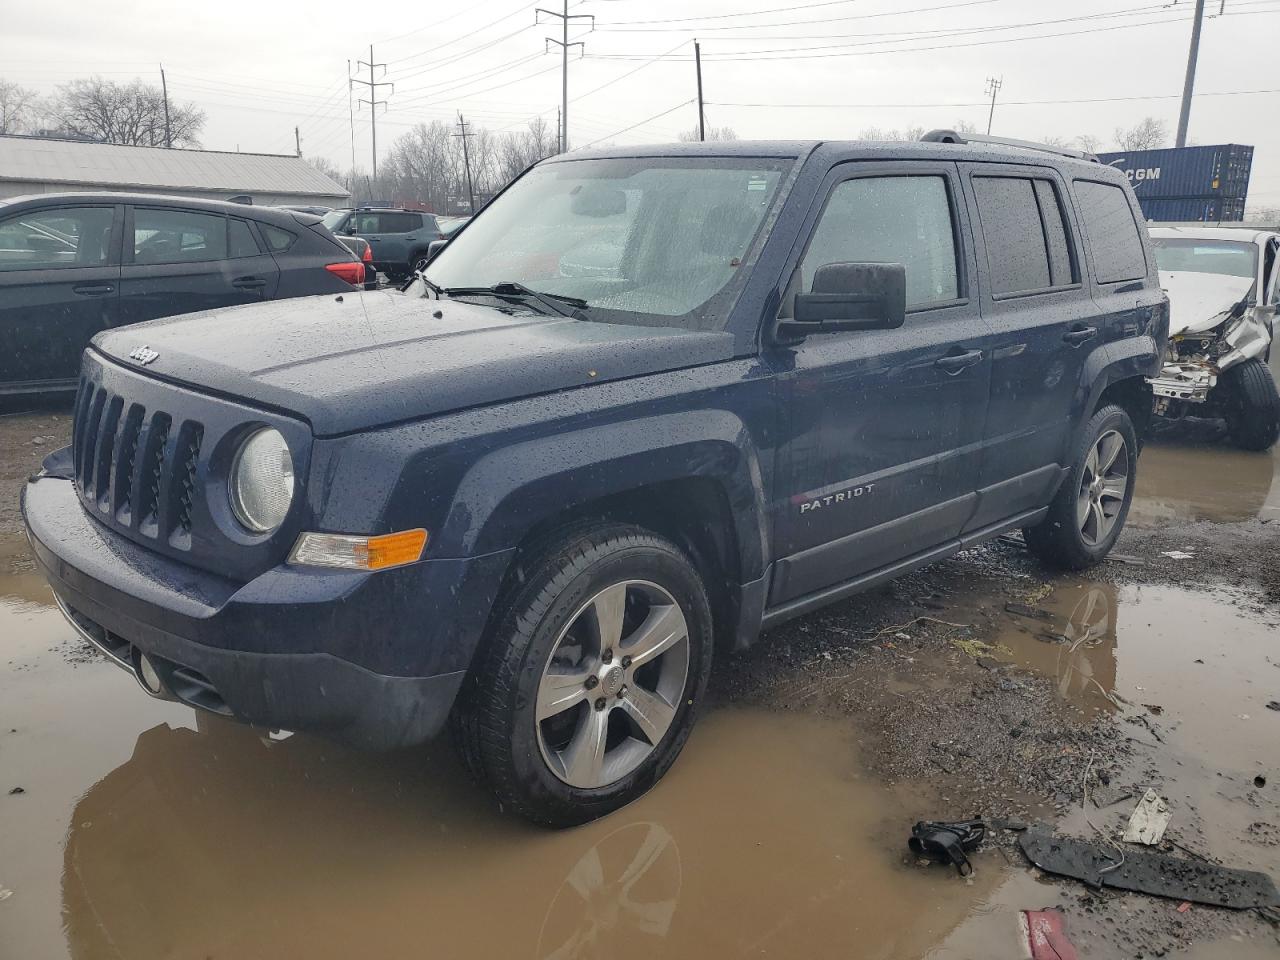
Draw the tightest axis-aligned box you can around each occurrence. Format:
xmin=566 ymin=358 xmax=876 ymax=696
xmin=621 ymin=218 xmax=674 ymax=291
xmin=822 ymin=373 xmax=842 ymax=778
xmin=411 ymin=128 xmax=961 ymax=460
xmin=536 ymin=580 xmax=690 ymax=789
xmin=1077 ymin=429 xmax=1129 ymax=547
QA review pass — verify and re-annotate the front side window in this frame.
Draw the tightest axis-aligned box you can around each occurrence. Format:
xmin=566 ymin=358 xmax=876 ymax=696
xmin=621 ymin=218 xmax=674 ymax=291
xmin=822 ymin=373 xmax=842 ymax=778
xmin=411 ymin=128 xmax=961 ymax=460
xmin=426 ymin=156 xmax=789 ymax=327
xmin=1073 ymin=180 xmax=1147 ymax=284
xmin=799 ymin=175 xmax=959 ymax=309
xmin=133 ymin=209 xmax=227 ymax=264
xmin=1151 ymin=238 xmax=1257 ymax=281
xmin=0 ymin=206 xmax=115 ymax=272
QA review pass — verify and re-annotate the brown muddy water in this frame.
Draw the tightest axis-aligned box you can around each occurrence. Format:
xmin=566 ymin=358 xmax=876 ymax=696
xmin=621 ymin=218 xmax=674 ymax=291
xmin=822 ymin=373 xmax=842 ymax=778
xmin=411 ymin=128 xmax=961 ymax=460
xmin=3 ymin=436 xmax=1280 ymax=958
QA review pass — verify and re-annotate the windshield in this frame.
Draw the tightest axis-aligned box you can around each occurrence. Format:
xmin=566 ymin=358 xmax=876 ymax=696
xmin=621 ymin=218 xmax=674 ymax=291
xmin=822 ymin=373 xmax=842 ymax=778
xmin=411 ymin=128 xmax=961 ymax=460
xmin=425 ymin=157 xmax=788 ymax=327
xmin=321 ymin=210 xmax=349 ymax=232
xmin=1151 ymin=237 xmax=1257 ymax=280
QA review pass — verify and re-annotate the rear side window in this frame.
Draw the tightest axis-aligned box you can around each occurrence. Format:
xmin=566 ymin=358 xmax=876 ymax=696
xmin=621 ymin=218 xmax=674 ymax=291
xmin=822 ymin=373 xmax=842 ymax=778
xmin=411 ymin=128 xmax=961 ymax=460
xmin=228 ymin=219 xmax=260 ymax=258
xmin=973 ymin=176 xmax=1077 ymax=296
xmin=1073 ymin=180 xmax=1147 ymax=284
xmin=0 ymin=206 xmax=115 ymax=271
xmin=134 ymin=208 xmax=227 ymax=264
xmin=973 ymin=177 xmax=1050 ymax=295
xmin=378 ymin=212 xmax=421 ymax=232
xmin=799 ymin=175 xmax=959 ymax=309
xmin=261 ymin=224 xmax=296 ymax=253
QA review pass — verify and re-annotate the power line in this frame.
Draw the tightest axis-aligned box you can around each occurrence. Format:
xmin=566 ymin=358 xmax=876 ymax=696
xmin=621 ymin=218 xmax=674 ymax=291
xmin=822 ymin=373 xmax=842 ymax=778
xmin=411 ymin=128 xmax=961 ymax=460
xmin=597 ymin=0 xmax=1000 ymax=28
xmin=580 ymin=100 xmax=695 ymax=148
xmin=706 ymin=87 xmax=1280 ymax=109
xmin=586 ymin=6 xmax=1280 ymax=62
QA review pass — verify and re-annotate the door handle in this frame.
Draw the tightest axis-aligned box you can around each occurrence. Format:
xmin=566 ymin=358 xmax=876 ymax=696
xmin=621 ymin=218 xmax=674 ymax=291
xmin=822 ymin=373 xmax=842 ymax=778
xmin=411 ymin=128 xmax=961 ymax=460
xmin=934 ymin=349 xmax=983 ymax=374
xmin=232 ymin=276 xmax=267 ymax=290
xmin=1063 ymin=325 xmax=1098 ymax=346
xmin=72 ymin=283 xmax=114 ymax=296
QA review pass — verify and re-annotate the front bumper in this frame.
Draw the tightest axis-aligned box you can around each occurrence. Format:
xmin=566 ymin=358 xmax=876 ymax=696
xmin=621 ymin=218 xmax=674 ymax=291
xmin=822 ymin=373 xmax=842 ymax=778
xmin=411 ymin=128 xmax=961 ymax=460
xmin=22 ymin=474 xmax=512 ymax=749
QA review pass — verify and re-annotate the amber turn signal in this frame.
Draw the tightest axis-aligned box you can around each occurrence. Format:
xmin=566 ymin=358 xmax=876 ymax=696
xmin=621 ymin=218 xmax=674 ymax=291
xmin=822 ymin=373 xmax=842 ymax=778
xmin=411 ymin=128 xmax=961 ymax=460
xmin=288 ymin=529 xmax=428 ymax=571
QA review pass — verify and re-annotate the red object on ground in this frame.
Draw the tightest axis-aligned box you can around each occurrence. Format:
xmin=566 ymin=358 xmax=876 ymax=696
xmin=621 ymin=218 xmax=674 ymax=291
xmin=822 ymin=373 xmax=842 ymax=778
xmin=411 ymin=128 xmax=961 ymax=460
xmin=1176 ymin=901 xmax=1192 ymax=913
xmin=1020 ymin=909 xmax=1079 ymax=960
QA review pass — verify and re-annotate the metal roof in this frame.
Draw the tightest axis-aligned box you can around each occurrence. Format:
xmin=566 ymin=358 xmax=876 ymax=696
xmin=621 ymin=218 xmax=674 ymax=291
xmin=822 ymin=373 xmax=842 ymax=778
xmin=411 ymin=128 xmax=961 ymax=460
xmin=0 ymin=135 xmax=348 ymax=198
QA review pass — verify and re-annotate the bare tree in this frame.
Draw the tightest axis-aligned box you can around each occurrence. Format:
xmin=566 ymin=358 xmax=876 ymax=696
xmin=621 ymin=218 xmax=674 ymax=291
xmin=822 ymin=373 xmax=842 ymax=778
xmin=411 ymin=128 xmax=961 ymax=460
xmin=677 ymin=124 xmax=739 ymax=142
xmin=1076 ymin=133 xmax=1102 ymax=153
xmin=1113 ymin=117 xmax=1167 ymax=152
xmin=50 ymin=77 xmax=205 ymax=147
xmin=855 ymin=125 xmax=926 ymax=142
xmin=0 ymin=79 xmax=41 ymax=134
xmin=304 ymin=156 xmax=343 ymax=182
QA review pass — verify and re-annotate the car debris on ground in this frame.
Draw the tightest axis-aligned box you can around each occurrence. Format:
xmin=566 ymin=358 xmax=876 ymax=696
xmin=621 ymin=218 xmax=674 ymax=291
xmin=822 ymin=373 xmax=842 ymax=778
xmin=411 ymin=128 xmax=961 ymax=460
xmin=1123 ymin=789 xmax=1173 ymax=845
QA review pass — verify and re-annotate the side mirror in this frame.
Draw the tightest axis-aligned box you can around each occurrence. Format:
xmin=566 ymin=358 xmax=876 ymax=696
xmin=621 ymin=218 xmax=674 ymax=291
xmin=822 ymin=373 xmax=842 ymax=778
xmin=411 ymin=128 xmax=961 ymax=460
xmin=775 ymin=262 xmax=907 ymax=342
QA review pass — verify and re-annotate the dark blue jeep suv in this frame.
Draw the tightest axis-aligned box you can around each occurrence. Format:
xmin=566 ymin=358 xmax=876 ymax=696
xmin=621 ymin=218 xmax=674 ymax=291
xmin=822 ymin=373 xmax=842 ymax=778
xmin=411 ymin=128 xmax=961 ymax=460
xmin=22 ymin=133 xmax=1168 ymax=825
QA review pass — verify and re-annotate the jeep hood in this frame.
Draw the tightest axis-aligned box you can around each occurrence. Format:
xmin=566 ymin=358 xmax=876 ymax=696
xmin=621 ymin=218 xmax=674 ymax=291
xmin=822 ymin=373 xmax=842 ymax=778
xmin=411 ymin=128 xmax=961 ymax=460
xmin=92 ymin=291 xmax=734 ymax=435
xmin=1160 ymin=271 xmax=1255 ymax=336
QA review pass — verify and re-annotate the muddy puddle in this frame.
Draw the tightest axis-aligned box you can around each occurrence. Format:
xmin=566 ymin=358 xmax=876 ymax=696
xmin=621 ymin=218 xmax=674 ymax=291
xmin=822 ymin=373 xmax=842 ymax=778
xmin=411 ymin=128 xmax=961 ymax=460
xmin=1131 ymin=437 xmax=1280 ymax=525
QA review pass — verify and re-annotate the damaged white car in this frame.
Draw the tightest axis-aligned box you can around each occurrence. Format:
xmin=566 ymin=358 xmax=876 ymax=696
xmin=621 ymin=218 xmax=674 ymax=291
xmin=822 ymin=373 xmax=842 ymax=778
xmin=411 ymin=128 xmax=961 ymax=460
xmin=1149 ymin=226 xmax=1280 ymax=450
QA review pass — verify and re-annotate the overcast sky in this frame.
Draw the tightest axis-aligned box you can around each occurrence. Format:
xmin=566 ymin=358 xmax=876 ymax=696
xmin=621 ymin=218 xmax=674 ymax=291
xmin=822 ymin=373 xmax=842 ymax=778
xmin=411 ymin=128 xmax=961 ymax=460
xmin=3 ymin=0 xmax=1278 ymax=208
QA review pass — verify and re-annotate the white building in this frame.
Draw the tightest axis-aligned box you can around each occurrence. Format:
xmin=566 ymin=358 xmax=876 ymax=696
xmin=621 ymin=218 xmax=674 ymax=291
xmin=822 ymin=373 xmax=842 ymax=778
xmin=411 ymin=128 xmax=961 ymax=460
xmin=0 ymin=135 xmax=350 ymax=208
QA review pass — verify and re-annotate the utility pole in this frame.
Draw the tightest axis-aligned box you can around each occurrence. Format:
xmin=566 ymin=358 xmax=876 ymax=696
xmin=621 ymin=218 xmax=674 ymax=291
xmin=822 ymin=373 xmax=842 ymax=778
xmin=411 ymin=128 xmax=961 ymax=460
xmin=454 ymin=112 xmax=477 ymax=215
xmin=295 ymin=126 xmax=301 ymax=157
xmin=539 ymin=0 xmax=594 ymax=152
xmin=984 ymin=76 xmax=1002 ymax=135
xmin=159 ymin=65 xmax=172 ymax=148
xmin=556 ymin=106 xmax=561 ymax=155
xmin=1175 ymin=0 xmax=1206 ymax=147
xmin=352 ymin=46 xmax=392 ymax=180
xmin=347 ymin=60 xmax=357 ymax=190
xmin=695 ymin=40 xmax=705 ymax=141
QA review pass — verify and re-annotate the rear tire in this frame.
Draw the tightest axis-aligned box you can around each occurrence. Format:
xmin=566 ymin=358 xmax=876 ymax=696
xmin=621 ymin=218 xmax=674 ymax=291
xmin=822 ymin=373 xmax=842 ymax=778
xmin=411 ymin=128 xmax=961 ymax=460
xmin=1023 ymin=404 xmax=1137 ymax=570
xmin=1220 ymin=358 xmax=1280 ymax=451
xmin=452 ymin=523 xmax=713 ymax=827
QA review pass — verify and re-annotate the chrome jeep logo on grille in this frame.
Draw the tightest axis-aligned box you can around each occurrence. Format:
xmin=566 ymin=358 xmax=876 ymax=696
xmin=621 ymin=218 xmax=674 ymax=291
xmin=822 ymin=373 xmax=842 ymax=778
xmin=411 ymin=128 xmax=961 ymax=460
xmin=128 ymin=345 xmax=159 ymax=366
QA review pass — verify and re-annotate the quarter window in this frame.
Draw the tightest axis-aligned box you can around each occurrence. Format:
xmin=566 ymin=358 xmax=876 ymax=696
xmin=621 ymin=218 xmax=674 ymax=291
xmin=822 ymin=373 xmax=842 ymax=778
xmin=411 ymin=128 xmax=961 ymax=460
xmin=0 ymin=206 xmax=115 ymax=271
xmin=799 ymin=175 xmax=959 ymax=309
xmin=261 ymin=225 xmax=296 ymax=252
xmin=1073 ymin=180 xmax=1147 ymax=284
xmin=133 ymin=208 xmax=227 ymax=264
xmin=973 ymin=176 xmax=1077 ymax=296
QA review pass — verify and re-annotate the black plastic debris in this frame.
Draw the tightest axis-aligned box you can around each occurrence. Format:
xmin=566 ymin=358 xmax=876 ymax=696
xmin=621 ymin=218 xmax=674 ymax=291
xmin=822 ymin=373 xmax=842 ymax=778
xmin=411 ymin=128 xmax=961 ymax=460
xmin=909 ymin=818 xmax=986 ymax=876
xmin=1019 ymin=830 xmax=1280 ymax=910
xmin=1004 ymin=602 xmax=1053 ymax=622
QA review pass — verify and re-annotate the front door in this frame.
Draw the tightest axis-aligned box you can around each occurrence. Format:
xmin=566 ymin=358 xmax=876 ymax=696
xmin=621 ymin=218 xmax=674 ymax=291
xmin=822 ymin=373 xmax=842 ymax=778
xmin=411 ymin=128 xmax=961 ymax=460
xmin=0 ymin=203 xmax=122 ymax=390
xmin=117 ymin=206 xmax=278 ymax=326
xmin=770 ymin=163 xmax=993 ymax=605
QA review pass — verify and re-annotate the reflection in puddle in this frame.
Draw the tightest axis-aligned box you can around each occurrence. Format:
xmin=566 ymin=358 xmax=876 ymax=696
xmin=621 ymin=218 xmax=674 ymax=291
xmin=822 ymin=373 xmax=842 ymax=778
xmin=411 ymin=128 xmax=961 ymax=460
xmin=43 ymin=708 xmax=1005 ymax=960
xmin=1131 ymin=439 xmax=1280 ymax=525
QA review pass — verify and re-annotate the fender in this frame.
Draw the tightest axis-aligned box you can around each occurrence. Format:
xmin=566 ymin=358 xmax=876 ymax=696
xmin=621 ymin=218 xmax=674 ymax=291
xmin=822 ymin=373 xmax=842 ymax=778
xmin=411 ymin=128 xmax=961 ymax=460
xmin=1076 ymin=333 xmax=1161 ymax=440
xmin=441 ymin=409 xmax=771 ymax=582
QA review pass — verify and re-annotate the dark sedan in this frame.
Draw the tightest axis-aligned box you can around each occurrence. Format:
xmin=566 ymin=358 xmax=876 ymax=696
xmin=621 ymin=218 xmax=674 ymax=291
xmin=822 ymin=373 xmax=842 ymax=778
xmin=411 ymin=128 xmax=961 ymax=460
xmin=0 ymin=193 xmax=363 ymax=396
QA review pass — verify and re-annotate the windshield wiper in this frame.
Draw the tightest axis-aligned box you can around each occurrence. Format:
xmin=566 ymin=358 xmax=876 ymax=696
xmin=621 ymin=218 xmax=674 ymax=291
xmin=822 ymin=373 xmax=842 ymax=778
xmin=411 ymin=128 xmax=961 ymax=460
xmin=444 ymin=281 xmax=588 ymax=318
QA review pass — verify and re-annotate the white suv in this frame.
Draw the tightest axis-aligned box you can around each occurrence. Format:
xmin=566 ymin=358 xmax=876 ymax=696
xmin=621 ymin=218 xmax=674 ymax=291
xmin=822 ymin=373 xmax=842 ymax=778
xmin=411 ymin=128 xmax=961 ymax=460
xmin=1149 ymin=225 xmax=1280 ymax=450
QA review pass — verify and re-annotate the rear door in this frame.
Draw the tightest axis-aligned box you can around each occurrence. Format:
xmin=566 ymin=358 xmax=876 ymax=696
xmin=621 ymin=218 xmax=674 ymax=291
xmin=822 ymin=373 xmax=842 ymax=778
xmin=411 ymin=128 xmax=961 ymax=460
xmin=118 ymin=206 xmax=279 ymax=326
xmin=0 ymin=203 xmax=122 ymax=390
xmin=770 ymin=162 xmax=993 ymax=605
xmin=961 ymin=163 xmax=1096 ymax=527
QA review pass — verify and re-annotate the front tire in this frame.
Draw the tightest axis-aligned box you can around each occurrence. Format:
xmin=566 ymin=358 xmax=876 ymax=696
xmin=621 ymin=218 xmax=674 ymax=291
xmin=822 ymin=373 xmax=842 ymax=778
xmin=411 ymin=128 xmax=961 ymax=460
xmin=452 ymin=524 xmax=713 ymax=827
xmin=1023 ymin=404 xmax=1138 ymax=570
xmin=1220 ymin=358 xmax=1280 ymax=451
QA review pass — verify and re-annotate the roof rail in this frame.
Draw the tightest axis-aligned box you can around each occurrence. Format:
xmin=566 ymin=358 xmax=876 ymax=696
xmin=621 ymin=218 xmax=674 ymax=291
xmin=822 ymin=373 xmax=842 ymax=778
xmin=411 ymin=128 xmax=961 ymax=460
xmin=920 ymin=129 xmax=1099 ymax=163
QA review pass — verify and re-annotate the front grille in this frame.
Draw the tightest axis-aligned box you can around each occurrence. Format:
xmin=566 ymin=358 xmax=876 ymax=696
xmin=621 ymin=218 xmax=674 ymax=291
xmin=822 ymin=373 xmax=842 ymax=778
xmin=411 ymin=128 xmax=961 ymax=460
xmin=72 ymin=379 xmax=203 ymax=550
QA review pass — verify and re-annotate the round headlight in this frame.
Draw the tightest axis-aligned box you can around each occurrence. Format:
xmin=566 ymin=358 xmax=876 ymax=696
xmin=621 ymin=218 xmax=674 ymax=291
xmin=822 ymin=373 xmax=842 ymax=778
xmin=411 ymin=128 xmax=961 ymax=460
xmin=230 ymin=428 xmax=294 ymax=533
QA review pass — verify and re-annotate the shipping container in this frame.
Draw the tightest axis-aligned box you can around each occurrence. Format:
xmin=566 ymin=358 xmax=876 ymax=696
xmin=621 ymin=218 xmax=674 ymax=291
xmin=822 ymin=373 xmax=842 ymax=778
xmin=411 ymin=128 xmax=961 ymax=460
xmin=1095 ymin=144 xmax=1253 ymax=200
xmin=1138 ymin=196 xmax=1248 ymax=223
